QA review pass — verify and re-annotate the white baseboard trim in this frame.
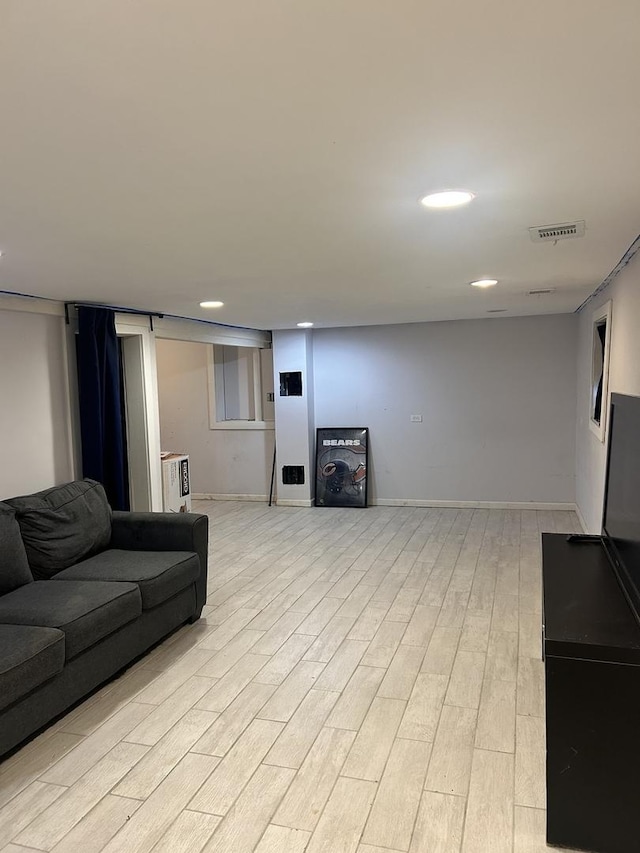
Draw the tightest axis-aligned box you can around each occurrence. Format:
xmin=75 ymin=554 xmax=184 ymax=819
xmin=193 ymin=494 xmax=313 ymax=507
xmin=193 ymin=493 xmax=579 ymax=513
xmin=372 ymin=498 xmax=579 ymax=511
xmin=192 ymin=493 xmax=268 ymax=502
xmin=574 ymin=503 xmax=589 ymax=533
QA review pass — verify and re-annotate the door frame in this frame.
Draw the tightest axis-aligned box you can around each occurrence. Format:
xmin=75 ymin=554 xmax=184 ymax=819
xmin=115 ymin=315 xmax=163 ymax=511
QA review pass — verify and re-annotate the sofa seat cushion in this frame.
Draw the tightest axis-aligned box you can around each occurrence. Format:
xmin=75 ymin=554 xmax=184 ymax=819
xmin=0 ymin=624 xmax=65 ymax=711
xmin=54 ymin=550 xmax=200 ymax=610
xmin=5 ymin=480 xmax=112 ymax=579
xmin=0 ymin=580 xmax=141 ymax=660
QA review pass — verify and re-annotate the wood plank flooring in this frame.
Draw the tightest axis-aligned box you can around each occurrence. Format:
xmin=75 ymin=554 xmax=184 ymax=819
xmin=0 ymin=502 xmax=581 ymax=852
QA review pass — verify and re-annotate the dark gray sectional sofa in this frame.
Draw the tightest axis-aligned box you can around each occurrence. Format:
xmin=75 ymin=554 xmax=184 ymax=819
xmin=0 ymin=479 xmax=208 ymax=758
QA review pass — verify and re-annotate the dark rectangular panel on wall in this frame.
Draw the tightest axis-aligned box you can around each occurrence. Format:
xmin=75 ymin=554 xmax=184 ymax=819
xmin=280 ymin=372 xmax=303 ymax=396
xmin=282 ymin=465 xmax=305 ymax=485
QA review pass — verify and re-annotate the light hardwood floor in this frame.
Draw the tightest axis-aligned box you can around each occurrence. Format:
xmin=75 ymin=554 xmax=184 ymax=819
xmin=0 ymin=502 xmax=581 ymax=853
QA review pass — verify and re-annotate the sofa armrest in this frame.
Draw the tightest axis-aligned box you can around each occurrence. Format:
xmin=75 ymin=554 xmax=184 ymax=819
xmin=110 ymin=512 xmax=209 ymax=616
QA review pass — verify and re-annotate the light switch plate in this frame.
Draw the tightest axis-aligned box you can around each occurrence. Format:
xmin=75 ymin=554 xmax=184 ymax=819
xmin=410 ymin=414 xmax=423 ymax=423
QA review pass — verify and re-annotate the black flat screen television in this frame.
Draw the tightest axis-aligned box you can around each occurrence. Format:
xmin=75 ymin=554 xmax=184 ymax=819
xmin=602 ymin=393 xmax=640 ymax=624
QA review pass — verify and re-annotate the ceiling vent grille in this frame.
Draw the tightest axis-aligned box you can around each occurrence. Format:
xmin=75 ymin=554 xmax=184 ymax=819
xmin=529 ymin=288 xmax=555 ymax=295
xmin=529 ymin=220 xmax=585 ymax=243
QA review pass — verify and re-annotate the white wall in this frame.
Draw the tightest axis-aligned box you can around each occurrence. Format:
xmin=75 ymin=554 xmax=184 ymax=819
xmin=156 ymin=339 xmax=274 ymax=498
xmin=272 ymin=329 xmax=315 ymax=505
xmin=313 ymin=314 xmax=577 ymax=505
xmin=575 ymin=252 xmax=640 ymax=532
xmin=0 ymin=308 xmax=75 ymax=499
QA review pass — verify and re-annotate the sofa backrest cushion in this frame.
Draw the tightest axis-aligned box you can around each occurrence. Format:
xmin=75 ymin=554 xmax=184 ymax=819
xmin=5 ymin=480 xmax=112 ymax=579
xmin=0 ymin=504 xmax=34 ymax=594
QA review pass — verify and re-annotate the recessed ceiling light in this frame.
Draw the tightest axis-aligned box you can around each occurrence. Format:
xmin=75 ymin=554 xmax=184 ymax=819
xmin=297 ymin=321 xmax=314 ymax=328
xmin=470 ymin=279 xmax=498 ymax=288
xmin=420 ymin=190 xmax=475 ymax=209
xmin=199 ymin=301 xmax=224 ymax=308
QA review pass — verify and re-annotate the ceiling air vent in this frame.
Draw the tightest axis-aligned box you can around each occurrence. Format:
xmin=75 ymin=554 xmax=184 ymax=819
xmin=529 ymin=220 xmax=585 ymax=243
xmin=529 ymin=288 xmax=556 ymax=295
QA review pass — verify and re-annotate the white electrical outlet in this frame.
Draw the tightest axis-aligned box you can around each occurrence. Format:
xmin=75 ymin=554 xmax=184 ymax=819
xmin=410 ymin=415 xmax=423 ymax=423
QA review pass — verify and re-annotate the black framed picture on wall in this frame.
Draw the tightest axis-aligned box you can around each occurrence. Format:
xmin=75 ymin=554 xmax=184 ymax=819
xmin=315 ymin=427 xmax=369 ymax=508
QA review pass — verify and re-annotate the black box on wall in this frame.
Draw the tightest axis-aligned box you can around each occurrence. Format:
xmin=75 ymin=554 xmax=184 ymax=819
xmin=279 ymin=372 xmax=303 ymax=396
xmin=282 ymin=465 xmax=305 ymax=485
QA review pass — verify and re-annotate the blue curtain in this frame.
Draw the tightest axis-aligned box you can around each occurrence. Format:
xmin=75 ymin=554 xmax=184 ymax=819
xmin=76 ymin=307 xmax=129 ymax=510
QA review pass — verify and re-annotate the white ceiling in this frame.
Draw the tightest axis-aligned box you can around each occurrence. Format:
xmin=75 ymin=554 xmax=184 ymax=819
xmin=1 ymin=1 xmax=639 ymax=330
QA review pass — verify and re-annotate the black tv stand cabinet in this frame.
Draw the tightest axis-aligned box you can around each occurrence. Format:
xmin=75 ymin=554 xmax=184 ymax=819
xmin=542 ymin=533 xmax=640 ymax=853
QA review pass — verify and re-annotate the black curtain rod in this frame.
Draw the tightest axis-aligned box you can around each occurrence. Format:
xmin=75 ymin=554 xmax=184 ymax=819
xmin=66 ymin=302 xmax=163 ymax=321
xmin=65 ymin=302 xmax=164 ymax=330
xmin=0 ymin=288 xmax=59 ymax=302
